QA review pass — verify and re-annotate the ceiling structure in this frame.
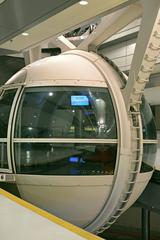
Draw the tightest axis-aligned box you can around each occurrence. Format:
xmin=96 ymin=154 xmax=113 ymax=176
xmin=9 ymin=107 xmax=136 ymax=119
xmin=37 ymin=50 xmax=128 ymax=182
xmin=0 ymin=0 xmax=137 ymax=84
xmin=0 ymin=0 xmax=136 ymax=52
xmin=0 ymin=1 xmax=159 ymax=111
xmin=0 ymin=0 xmax=79 ymax=45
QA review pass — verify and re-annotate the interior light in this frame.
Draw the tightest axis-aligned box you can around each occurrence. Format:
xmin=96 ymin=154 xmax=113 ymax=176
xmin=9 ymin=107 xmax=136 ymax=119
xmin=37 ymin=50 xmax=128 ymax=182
xmin=79 ymin=1 xmax=88 ymax=6
xmin=22 ymin=32 xmax=29 ymax=36
xmin=49 ymin=92 xmax=53 ymax=96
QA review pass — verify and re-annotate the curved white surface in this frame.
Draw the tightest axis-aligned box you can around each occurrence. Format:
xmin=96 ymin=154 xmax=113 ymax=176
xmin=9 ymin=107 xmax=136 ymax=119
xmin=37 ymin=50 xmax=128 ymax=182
xmin=1 ymin=49 xmax=156 ymax=232
xmin=16 ymin=175 xmax=113 ymax=227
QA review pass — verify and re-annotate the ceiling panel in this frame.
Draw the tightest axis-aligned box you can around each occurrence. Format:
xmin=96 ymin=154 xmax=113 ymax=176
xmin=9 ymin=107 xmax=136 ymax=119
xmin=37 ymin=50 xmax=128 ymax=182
xmin=0 ymin=0 xmax=135 ymax=51
xmin=0 ymin=0 xmax=79 ymax=43
xmin=0 ymin=25 xmax=15 ymax=40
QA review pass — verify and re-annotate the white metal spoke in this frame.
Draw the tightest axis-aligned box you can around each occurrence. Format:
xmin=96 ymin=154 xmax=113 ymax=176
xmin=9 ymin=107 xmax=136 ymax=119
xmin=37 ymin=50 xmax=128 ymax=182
xmin=78 ymin=3 xmax=142 ymax=51
xmin=123 ymin=0 xmax=160 ymax=110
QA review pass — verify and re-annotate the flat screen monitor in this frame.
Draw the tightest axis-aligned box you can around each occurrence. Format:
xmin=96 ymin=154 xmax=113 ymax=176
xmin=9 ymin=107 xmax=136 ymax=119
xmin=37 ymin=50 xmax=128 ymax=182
xmin=69 ymin=157 xmax=79 ymax=163
xmin=71 ymin=95 xmax=89 ymax=106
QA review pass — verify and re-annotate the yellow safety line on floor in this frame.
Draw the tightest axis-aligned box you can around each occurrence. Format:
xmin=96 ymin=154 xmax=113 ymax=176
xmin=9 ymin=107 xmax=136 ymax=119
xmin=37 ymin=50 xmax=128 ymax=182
xmin=0 ymin=188 xmax=103 ymax=240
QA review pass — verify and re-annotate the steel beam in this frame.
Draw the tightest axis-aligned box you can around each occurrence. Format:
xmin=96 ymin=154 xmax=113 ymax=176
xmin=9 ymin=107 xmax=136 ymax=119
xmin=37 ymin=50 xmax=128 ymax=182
xmin=141 ymin=208 xmax=150 ymax=240
xmin=123 ymin=0 xmax=160 ymax=109
xmin=78 ymin=3 xmax=142 ymax=51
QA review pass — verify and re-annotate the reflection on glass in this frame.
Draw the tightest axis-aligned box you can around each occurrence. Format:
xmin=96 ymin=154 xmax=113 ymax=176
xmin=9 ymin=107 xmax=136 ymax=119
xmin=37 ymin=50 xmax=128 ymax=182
xmin=14 ymin=143 xmax=117 ymax=175
xmin=0 ymin=89 xmax=17 ymax=169
xmin=140 ymin=96 xmax=157 ymax=139
xmin=0 ymin=143 xmax=8 ymax=169
xmin=15 ymin=87 xmax=117 ymax=139
xmin=142 ymin=143 xmax=157 ymax=169
xmin=140 ymin=97 xmax=157 ymax=173
xmin=0 ymin=89 xmax=17 ymax=138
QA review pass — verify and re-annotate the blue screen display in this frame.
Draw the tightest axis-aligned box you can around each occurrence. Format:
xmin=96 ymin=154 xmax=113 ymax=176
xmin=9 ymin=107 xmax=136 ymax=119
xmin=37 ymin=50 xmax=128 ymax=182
xmin=71 ymin=95 xmax=89 ymax=106
xmin=69 ymin=157 xmax=79 ymax=163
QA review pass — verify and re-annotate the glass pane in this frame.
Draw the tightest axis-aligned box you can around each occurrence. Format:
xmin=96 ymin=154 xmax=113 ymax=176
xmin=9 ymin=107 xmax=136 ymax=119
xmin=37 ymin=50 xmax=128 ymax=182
xmin=15 ymin=87 xmax=117 ymax=139
xmin=14 ymin=143 xmax=117 ymax=175
xmin=151 ymin=170 xmax=160 ymax=184
xmin=0 ymin=89 xmax=17 ymax=138
xmin=142 ymin=143 xmax=157 ymax=168
xmin=140 ymin=96 xmax=157 ymax=139
xmin=0 ymin=143 xmax=8 ymax=169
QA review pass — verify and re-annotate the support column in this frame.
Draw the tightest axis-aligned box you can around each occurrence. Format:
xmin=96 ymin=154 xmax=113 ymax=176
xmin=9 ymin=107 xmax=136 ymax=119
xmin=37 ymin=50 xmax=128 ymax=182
xmin=141 ymin=208 xmax=150 ymax=240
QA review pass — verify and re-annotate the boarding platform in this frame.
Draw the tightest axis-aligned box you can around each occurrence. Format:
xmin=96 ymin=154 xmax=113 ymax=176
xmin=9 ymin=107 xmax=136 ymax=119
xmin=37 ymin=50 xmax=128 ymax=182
xmin=0 ymin=188 xmax=103 ymax=240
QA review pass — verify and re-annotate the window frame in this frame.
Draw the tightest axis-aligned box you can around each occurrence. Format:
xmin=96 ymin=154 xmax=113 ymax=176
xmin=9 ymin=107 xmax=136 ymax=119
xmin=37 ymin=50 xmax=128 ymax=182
xmin=12 ymin=86 xmax=119 ymax=175
xmin=0 ymin=86 xmax=20 ymax=173
xmin=14 ymin=86 xmax=118 ymax=139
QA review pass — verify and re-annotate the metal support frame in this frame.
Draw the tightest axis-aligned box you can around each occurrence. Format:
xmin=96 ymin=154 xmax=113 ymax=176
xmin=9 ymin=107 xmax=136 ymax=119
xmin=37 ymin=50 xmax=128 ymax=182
xmin=123 ymin=0 xmax=160 ymax=110
xmin=23 ymin=35 xmax=76 ymax=65
xmin=78 ymin=3 xmax=142 ymax=51
xmin=56 ymin=35 xmax=76 ymax=51
xmin=22 ymin=2 xmax=142 ymax=64
xmin=48 ymin=35 xmax=76 ymax=54
xmin=137 ymin=181 xmax=160 ymax=240
xmin=141 ymin=208 xmax=150 ymax=240
xmin=77 ymin=0 xmax=160 ymax=113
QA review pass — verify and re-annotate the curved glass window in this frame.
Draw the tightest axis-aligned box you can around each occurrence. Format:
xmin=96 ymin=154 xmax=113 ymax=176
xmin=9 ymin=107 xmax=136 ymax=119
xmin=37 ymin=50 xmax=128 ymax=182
xmin=14 ymin=87 xmax=118 ymax=175
xmin=14 ymin=143 xmax=117 ymax=175
xmin=141 ymin=143 xmax=157 ymax=170
xmin=0 ymin=89 xmax=17 ymax=169
xmin=0 ymin=143 xmax=7 ymax=169
xmin=140 ymin=96 xmax=157 ymax=139
xmin=0 ymin=89 xmax=17 ymax=138
xmin=140 ymin=96 xmax=157 ymax=171
xmin=15 ymin=87 xmax=117 ymax=139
